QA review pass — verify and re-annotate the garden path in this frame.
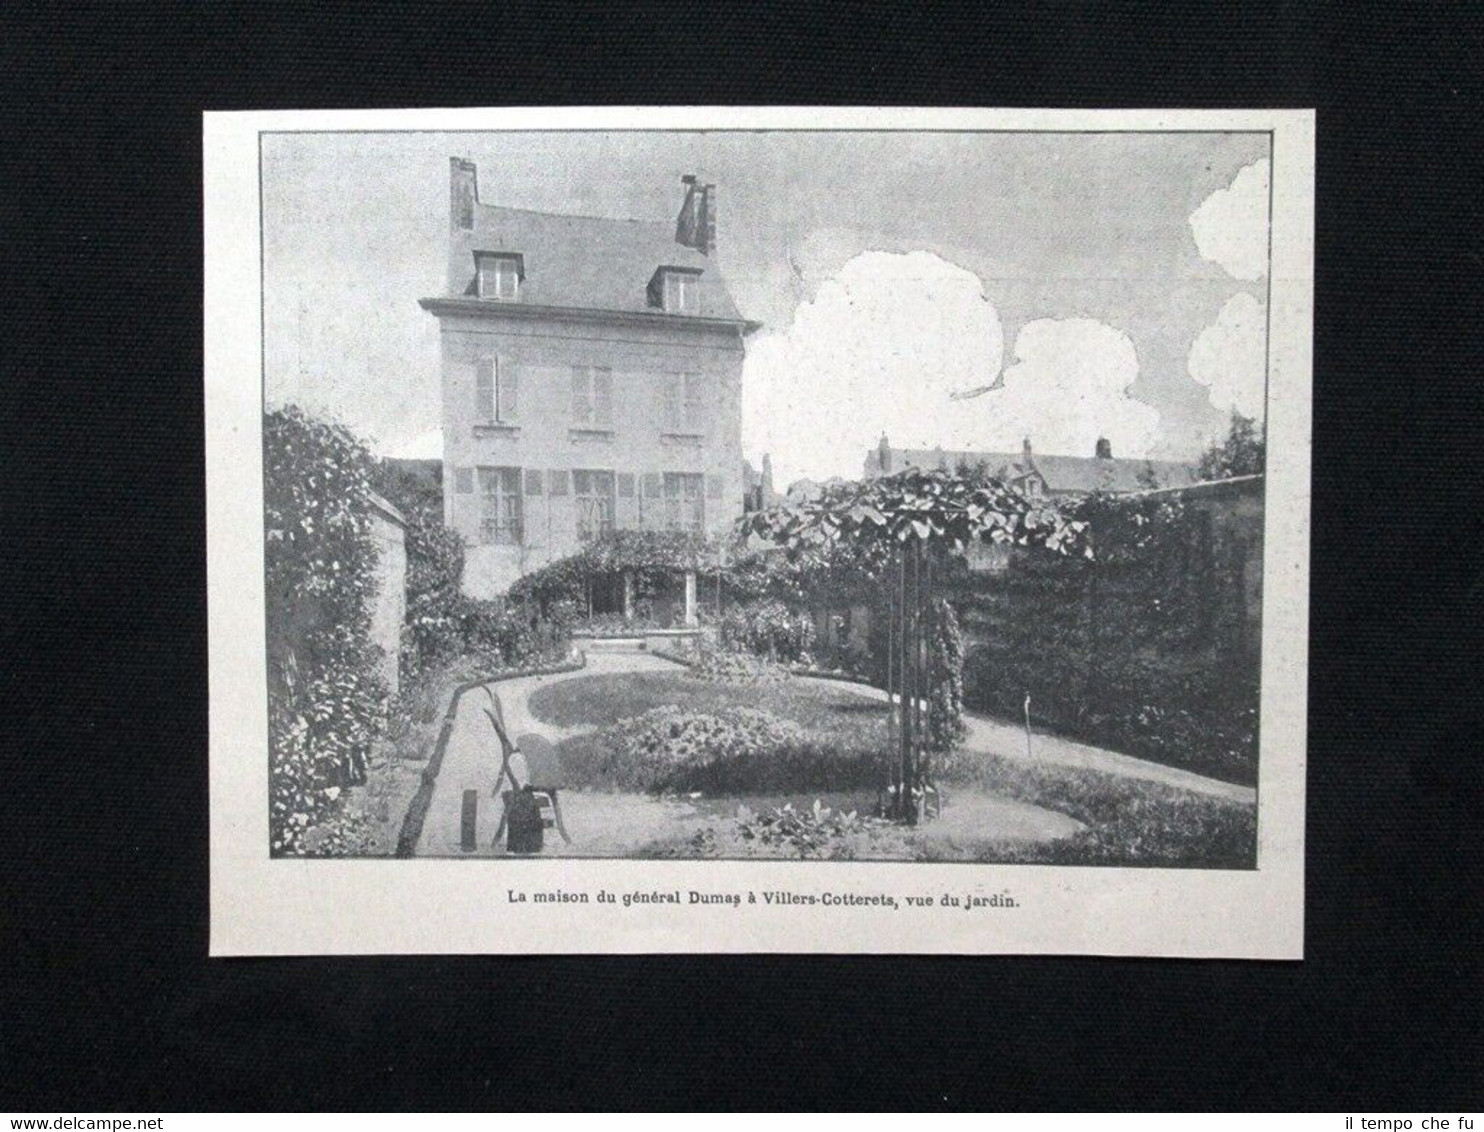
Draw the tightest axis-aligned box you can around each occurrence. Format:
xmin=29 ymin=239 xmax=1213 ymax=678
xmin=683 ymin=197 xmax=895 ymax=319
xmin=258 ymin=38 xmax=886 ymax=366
xmin=416 ymin=650 xmax=718 ymax=857
xmin=796 ymin=675 xmax=1258 ymax=806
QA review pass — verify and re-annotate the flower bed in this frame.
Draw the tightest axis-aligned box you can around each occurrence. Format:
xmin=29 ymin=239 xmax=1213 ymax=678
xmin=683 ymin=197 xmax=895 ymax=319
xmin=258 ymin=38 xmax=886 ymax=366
xmin=562 ymin=704 xmax=889 ymax=795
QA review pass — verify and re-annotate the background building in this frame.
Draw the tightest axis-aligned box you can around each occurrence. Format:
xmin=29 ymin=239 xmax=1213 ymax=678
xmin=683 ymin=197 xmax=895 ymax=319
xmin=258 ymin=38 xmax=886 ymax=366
xmin=865 ymin=434 xmax=1196 ymax=496
xmin=421 ymin=160 xmax=759 ymax=597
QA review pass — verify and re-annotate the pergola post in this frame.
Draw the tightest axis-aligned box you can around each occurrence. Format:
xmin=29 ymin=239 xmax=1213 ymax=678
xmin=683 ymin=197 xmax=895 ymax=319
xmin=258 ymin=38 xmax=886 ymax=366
xmin=622 ymin=570 xmax=634 ymax=620
xmin=683 ymin=570 xmax=698 ymax=627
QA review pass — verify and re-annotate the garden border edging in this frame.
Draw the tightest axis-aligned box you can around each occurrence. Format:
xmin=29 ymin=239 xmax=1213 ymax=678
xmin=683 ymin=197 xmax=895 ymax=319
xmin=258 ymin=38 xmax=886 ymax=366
xmin=393 ymin=649 xmax=587 ymax=857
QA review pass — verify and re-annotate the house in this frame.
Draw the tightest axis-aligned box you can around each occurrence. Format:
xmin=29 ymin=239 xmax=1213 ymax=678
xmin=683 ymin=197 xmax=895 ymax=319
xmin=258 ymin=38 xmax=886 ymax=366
xmin=420 ymin=159 xmax=760 ymax=598
xmin=864 ymin=434 xmax=1196 ymax=497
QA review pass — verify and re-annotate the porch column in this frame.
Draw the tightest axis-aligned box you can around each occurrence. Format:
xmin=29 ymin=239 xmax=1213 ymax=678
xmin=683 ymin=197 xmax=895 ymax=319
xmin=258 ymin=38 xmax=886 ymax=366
xmin=622 ymin=571 xmax=634 ymax=619
xmin=683 ymin=570 xmax=698 ymax=627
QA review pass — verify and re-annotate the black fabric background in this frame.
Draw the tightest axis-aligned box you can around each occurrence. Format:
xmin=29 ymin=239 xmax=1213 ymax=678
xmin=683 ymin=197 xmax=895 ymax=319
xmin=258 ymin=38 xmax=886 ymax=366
xmin=3 ymin=2 xmax=1480 ymax=1112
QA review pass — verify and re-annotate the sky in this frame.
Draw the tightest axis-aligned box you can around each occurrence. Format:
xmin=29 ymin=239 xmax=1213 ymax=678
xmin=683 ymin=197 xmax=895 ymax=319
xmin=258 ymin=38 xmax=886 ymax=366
xmin=262 ymin=130 xmax=1271 ymax=486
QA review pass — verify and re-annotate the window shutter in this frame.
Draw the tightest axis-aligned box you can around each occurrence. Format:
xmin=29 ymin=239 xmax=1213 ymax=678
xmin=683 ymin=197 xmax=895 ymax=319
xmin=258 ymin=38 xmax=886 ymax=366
xmin=548 ymin=469 xmax=569 ymax=497
xmin=616 ymin=473 xmax=635 ymax=498
xmin=594 ymin=367 xmax=613 ymax=427
xmin=662 ymin=374 xmax=680 ymax=429
xmin=475 ymin=359 xmax=495 ymax=420
xmin=454 ymin=467 xmax=474 ymax=494
xmin=685 ymin=373 xmax=705 ymax=430
xmin=570 ymin=367 xmax=590 ymax=425
xmin=706 ymin=474 xmax=722 ymax=500
xmin=524 ymin=469 xmax=543 ymax=495
xmin=643 ymin=472 xmax=663 ymax=499
xmin=497 ymin=359 xmax=518 ymax=420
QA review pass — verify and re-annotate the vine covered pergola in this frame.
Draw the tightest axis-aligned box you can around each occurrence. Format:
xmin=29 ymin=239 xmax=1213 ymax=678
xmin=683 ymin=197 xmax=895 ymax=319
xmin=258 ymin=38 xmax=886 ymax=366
xmin=740 ymin=468 xmax=1087 ymax=824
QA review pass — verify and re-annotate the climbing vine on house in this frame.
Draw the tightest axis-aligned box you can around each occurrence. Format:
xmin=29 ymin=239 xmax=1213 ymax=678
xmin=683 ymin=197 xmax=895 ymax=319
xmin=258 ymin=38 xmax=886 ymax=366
xmin=264 ymin=405 xmax=387 ymax=855
xmin=508 ymin=529 xmax=719 ymax=621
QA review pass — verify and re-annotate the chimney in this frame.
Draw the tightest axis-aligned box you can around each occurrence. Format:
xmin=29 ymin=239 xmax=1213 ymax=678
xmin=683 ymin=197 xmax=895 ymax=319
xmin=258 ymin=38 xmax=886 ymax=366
xmin=1095 ymin=437 xmax=1113 ymax=459
xmin=878 ymin=433 xmax=892 ymax=474
xmin=1022 ymin=437 xmax=1034 ymax=463
xmin=450 ymin=157 xmax=478 ymax=230
xmin=676 ymin=174 xmax=716 ymax=255
xmin=760 ymin=453 xmax=776 ymax=501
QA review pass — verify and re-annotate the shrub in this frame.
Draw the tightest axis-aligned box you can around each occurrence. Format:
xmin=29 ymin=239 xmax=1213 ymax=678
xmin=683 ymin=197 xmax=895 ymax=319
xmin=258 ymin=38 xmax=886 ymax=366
xmin=925 ymin=597 xmax=966 ymax=753
xmin=264 ymin=406 xmax=388 ymax=855
xmin=576 ymin=705 xmax=889 ymax=795
xmin=719 ymin=598 xmax=814 ymax=662
xmin=689 ymin=646 xmax=792 ymax=686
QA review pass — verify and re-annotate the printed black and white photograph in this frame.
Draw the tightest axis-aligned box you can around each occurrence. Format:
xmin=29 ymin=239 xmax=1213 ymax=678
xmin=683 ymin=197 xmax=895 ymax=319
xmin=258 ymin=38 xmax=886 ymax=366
xmin=255 ymin=123 xmax=1280 ymax=869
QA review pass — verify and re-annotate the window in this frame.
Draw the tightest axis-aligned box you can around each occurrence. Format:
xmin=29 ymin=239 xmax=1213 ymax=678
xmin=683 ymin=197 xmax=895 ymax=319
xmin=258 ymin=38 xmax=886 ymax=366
xmin=663 ymin=472 xmax=704 ymax=533
xmin=663 ymin=270 xmax=699 ymax=313
xmin=475 ymin=358 xmax=518 ymax=423
xmin=571 ymin=366 xmax=614 ymax=429
xmin=477 ymin=467 xmax=522 ymax=545
xmin=662 ymin=372 xmax=706 ymax=433
xmin=573 ymin=469 xmax=616 ymax=539
xmin=477 ymin=254 xmax=521 ymax=301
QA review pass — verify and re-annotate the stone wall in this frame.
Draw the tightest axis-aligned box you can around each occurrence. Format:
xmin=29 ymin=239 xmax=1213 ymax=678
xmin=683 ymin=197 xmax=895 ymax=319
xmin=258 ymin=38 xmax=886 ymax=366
xmin=367 ymin=492 xmax=408 ymax=697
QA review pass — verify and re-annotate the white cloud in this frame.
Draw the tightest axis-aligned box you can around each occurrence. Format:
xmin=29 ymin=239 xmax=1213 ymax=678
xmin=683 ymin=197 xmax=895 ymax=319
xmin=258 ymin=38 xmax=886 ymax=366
xmin=972 ymin=318 xmax=1162 ymax=459
xmin=1189 ymin=292 xmax=1267 ymax=421
xmin=742 ymin=251 xmax=1006 ymax=485
xmin=1189 ymin=158 xmax=1270 ymax=281
xmin=742 ymin=251 xmax=1164 ymax=483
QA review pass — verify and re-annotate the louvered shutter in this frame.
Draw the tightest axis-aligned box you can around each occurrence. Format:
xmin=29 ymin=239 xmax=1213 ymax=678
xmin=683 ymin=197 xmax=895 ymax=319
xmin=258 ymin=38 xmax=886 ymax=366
xmin=524 ymin=469 xmax=543 ymax=495
xmin=594 ymin=367 xmax=614 ymax=427
xmin=475 ymin=359 xmax=495 ymax=420
xmin=662 ymin=374 xmax=681 ymax=429
xmin=684 ymin=373 xmax=705 ymax=430
xmin=497 ymin=359 xmax=518 ymax=420
xmin=454 ymin=467 xmax=474 ymax=494
xmin=548 ymin=469 xmax=569 ymax=496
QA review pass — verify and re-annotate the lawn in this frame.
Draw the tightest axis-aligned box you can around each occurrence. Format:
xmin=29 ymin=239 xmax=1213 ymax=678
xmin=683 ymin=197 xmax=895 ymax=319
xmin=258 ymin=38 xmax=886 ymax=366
xmin=525 ymin=668 xmax=1255 ymax=868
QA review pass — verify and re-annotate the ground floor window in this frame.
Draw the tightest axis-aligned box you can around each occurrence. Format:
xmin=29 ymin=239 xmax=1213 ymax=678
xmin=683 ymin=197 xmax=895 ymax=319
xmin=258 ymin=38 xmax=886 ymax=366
xmin=574 ymin=468 xmax=616 ymax=539
xmin=663 ymin=472 xmax=704 ymax=533
xmin=478 ymin=466 xmax=522 ymax=545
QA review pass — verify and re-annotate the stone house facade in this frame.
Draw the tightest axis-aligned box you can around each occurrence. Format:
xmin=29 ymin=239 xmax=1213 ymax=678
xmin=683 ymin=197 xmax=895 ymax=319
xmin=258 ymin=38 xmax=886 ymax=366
xmin=421 ymin=159 xmax=759 ymax=598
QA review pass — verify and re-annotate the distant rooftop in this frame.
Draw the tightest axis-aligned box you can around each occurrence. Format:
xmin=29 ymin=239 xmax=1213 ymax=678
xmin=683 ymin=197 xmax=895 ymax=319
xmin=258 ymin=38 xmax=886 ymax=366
xmin=866 ymin=440 xmax=1197 ymax=494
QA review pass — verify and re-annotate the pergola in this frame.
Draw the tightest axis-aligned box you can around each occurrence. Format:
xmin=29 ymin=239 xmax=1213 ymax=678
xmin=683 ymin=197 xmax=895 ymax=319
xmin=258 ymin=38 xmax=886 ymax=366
xmin=740 ymin=468 xmax=1086 ymax=824
xmin=510 ymin=530 xmax=724 ymax=629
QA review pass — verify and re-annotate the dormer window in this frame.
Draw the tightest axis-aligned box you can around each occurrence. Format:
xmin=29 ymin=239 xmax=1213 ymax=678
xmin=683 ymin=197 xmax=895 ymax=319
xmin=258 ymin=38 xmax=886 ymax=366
xmin=649 ymin=266 xmax=702 ymax=314
xmin=476 ymin=253 xmax=522 ymax=301
xmin=664 ymin=270 xmax=698 ymax=313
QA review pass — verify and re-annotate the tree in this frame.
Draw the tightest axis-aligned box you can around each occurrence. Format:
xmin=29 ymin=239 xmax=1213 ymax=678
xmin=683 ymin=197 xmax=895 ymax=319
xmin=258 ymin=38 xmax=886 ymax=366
xmin=1197 ymin=411 xmax=1265 ymax=480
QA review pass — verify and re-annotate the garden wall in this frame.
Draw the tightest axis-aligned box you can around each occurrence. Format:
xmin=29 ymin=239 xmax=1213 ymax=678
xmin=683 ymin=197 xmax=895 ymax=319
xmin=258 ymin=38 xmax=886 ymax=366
xmin=367 ymin=492 xmax=408 ymax=698
xmin=953 ymin=477 xmax=1264 ymax=783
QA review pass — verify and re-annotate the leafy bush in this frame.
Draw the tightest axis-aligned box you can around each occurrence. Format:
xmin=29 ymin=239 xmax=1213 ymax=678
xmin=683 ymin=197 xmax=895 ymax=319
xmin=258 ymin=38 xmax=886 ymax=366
xmin=264 ymin=406 xmax=388 ymax=855
xmin=569 ymin=705 xmax=888 ymax=795
xmin=925 ymin=597 xmax=966 ymax=753
xmin=689 ymin=646 xmax=793 ymax=686
xmin=719 ymin=598 xmax=814 ymax=662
